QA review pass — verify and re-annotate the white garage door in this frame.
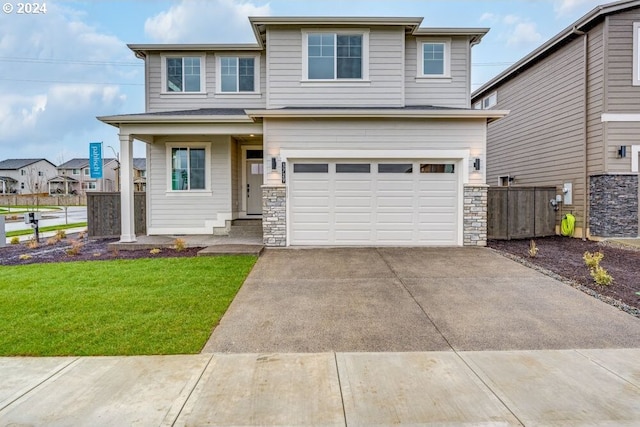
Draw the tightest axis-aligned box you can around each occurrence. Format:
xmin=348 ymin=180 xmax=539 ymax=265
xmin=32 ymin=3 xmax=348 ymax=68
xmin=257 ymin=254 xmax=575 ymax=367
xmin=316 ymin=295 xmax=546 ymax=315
xmin=289 ymin=160 xmax=460 ymax=246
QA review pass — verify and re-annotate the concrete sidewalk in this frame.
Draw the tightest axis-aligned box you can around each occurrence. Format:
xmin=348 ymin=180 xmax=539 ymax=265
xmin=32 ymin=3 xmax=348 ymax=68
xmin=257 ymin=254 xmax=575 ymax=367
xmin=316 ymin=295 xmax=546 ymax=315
xmin=1 ymin=349 xmax=639 ymax=425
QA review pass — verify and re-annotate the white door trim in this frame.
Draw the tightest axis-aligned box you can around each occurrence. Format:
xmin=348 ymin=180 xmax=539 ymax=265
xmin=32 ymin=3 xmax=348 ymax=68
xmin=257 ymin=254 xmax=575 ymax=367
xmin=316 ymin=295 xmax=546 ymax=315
xmin=632 ymin=145 xmax=640 ymax=173
xmin=240 ymin=145 xmax=263 ymax=218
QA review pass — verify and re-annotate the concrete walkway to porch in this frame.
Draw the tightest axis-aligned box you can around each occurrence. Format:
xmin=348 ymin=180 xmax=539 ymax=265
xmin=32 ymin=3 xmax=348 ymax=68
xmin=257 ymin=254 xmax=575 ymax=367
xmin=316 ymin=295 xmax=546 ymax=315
xmin=108 ymin=234 xmax=264 ymax=256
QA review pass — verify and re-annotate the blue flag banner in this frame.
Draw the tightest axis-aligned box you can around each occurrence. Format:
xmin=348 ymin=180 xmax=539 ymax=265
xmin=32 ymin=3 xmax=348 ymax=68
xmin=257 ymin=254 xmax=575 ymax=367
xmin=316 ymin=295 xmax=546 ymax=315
xmin=89 ymin=142 xmax=103 ymax=179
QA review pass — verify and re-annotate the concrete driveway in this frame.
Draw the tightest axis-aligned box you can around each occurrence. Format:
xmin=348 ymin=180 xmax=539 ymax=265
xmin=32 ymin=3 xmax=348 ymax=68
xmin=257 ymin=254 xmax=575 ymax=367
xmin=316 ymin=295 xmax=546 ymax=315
xmin=204 ymin=247 xmax=640 ymax=353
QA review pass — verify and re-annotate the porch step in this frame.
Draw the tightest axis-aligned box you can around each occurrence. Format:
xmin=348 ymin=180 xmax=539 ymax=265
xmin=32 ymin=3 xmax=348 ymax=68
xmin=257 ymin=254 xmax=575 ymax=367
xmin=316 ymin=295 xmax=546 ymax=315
xmin=228 ymin=220 xmax=263 ymax=238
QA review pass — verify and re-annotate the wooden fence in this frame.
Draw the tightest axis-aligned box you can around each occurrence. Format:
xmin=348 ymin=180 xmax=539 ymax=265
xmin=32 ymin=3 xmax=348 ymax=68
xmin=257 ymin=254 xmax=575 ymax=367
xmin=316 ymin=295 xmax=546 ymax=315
xmin=87 ymin=192 xmax=146 ymax=238
xmin=488 ymin=187 xmax=557 ymax=240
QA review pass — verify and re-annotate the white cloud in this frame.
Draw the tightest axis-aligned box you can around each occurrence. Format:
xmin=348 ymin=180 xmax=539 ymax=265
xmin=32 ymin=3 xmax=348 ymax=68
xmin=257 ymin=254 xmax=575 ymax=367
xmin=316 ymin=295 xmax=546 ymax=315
xmin=0 ymin=1 xmax=138 ymax=161
xmin=479 ymin=12 xmax=497 ymax=23
xmin=507 ymin=22 xmax=543 ymax=47
xmin=145 ymin=0 xmax=271 ymax=43
xmin=553 ymin=0 xmax=603 ymax=17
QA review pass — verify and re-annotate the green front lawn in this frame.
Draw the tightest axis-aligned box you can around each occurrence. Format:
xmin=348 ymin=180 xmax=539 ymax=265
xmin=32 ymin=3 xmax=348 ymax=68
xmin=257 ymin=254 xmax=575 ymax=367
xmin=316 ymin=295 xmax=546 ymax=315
xmin=6 ymin=222 xmax=88 ymax=237
xmin=0 ymin=256 xmax=256 ymax=356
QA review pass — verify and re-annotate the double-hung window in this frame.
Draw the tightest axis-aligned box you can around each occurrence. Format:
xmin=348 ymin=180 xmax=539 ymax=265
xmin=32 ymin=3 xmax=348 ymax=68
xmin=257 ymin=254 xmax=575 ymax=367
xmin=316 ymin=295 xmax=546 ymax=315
xmin=170 ymin=147 xmax=206 ymax=191
xmin=305 ymin=31 xmax=368 ymax=80
xmin=417 ymin=39 xmax=451 ymax=78
xmin=165 ymin=56 xmax=203 ymax=93
xmin=218 ymin=56 xmax=258 ymax=93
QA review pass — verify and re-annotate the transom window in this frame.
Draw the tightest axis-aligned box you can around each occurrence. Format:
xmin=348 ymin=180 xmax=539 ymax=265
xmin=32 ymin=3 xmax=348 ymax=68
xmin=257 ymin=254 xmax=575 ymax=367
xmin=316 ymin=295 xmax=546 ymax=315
xmin=420 ymin=164 xmax=455 ymax=174
xmin=293 ymin=163 xmax=329 ymax=173
xmin=336 ymin=163 xmax=370 ymax=173
xmin=171 ymin=147 xmax=206 ymax=191
xmin=220 ymin=57 xmax=255 ymax=92
xmin=307 ymin=32 xmax=364 ymax=80
xmin=418 ymin=40 xmax=450 ymax=78
xmin=166 ymin=56 xmax=202 ymax=92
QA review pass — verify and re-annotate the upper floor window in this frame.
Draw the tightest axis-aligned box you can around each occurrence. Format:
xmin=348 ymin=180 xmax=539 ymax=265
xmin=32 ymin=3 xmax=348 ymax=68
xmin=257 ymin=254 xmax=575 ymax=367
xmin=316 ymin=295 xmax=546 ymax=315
xmin=634 ymin=22 xmax=640 ymax=86
xmin=417 ymin=39 xmax=451 ymax=79
xmin=163 ymin=55 xmax=204 ymax=93
xmin=38 ymin=171 xmax=43 ymax=176
xmin=474 ymin=92 xmax=498 ymax=110
xmin=20 ymin=170 xmax=25 ymax=176
xmin=72 ymin=169 xmax=80 ymax=175
xmin=216 ymin=55 xmax=260 ymax=93
xmin=84 ymin=169 xmax=90 ymax=176
xmin=303 ymin=30 xmax=369 ymax=81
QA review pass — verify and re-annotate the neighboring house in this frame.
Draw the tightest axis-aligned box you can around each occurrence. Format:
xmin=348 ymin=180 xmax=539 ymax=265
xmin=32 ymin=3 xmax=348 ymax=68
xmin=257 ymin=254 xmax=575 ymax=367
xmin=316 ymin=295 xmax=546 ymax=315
xmin=51 ymin=158 xmax=119 ymax=194
xmin=0 ymin=159 xmax=57 ymax=195
xmin=99 ymin=16 xmax=506 ymax=246
xmin=472 ymin=0 xmax=640 ymax=239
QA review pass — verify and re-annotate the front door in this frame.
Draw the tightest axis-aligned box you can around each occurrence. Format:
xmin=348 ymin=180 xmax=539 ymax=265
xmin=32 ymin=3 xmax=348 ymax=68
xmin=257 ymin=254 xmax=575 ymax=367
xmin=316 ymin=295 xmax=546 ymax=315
xmin=246 ymin=159 xmax=263 ymax=215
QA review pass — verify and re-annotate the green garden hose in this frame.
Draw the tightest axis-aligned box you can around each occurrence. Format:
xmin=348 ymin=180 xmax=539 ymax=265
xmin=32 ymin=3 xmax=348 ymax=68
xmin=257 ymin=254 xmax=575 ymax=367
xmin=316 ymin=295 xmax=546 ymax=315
xmin=561 ymin=213 xmax=576 ymax=237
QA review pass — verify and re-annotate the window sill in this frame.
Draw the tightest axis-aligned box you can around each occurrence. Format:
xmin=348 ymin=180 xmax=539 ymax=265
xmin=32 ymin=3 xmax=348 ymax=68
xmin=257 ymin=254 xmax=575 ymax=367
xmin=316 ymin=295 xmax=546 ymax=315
xmin=160 ymin=92 xmax=208 ymax=98
xmin=300 ymin=80 xmax=371 ymax=88
xmin=214 ymin=93 xmax=262 ymax=99
xmin=165 ymin=190 xmax=213 ymax=196
xmin=415 ymin=76 xmax=452 ymax=83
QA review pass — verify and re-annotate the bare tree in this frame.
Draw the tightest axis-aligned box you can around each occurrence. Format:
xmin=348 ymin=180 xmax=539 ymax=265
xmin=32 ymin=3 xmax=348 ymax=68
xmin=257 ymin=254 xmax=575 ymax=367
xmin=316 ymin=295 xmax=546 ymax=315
xmin=24 ymin=166 xmax=47 ymax=211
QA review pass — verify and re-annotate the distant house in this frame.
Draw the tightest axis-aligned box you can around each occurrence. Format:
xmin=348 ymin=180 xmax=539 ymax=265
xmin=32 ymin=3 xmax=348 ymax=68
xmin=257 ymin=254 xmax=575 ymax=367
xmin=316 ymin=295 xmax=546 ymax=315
xmin=0 ymin=158 xmax=57 ymax=195
xmin=472 ymin=0 xmax=640 ymax=238
xmin=133 ymin=158 xmax=146 ymax=192
xmin=50 ymin=158 xmax=119 ymax=194
xmin=100 ymin=15 xmax=506 ymax=246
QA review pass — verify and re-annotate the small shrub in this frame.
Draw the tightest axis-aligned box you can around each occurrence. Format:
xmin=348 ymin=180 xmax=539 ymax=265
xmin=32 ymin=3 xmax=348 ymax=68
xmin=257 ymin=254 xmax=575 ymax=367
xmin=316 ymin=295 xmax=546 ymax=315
xmin=174 ymin=238 xmax=187 ymax=252
xmin=78 ymin=230 xmax=87 ymax=239
xmin=55 ymin=229 xmax=67 ymax=239
xmin=150 ymin=248 xmax=161 ymax=255
xmin=590 ymin=265 xmax=614 ymax=286
xmin=18 ymin=254 xmax=32 ymax=260
xmin=583 ymin=251 xmax=604 ymax=269
xmin=528 ymin=240 xmax=539 ymax=258
xmin=10 ymin=236 xmax=19 ymax=245
xmin=46 ymin=237 xmax=59 ymax=246
xmin=66 ymin=240 xmax=84 ymax=256
xmin=92 ymin=252 xmax=102 ymax=257
xmin=26 ymin=238 xmax=39 ymax=249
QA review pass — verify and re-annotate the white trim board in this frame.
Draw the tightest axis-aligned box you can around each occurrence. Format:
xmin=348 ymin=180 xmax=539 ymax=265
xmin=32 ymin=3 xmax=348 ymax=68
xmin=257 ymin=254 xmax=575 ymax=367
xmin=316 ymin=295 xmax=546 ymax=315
xmin=601 ymin=113 xmax=640 ymax=122
xmin=633 ymin=145 xmax=640 ymax=173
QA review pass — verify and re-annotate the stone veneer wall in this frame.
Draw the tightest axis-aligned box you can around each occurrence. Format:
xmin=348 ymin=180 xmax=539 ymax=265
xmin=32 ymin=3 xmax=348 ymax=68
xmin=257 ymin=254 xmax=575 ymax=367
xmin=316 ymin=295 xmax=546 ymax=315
xmin=463 ymin=184 xmax=488 ymax=246
xmin=262 ymin=185 xmax=286 ymax=246
xmin=589 ymin=174 xmax=638 ymax=237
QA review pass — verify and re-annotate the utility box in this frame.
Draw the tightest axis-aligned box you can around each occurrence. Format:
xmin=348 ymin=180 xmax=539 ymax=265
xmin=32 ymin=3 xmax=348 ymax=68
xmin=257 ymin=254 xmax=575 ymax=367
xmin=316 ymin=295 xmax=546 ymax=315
xmin=24 ymin=211 xmax=42 ymax=224
xmin=0 ymin=215 xmax=5 ymax=248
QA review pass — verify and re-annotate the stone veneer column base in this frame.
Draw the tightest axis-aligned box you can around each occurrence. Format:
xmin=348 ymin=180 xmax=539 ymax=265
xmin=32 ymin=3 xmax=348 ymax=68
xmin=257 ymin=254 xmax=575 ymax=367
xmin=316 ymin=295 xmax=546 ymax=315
xmin=262 ymin=185 xmax=286 ymax=247
xmin=589 ymin=174 xmax=639 ymax=238
xmin=463 ymin=184 xmax=488 ymax=246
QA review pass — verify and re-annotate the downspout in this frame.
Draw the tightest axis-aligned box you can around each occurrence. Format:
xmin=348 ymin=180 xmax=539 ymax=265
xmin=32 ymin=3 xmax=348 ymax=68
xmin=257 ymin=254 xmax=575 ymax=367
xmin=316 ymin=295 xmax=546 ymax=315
xmin=573 ymin=26 xmax=589 ymax=240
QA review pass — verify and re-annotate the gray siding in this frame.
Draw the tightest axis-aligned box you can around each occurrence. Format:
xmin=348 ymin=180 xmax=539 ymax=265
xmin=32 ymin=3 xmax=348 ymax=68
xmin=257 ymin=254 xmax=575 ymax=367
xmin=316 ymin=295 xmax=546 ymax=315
xmin=604 ymin=9 xmax=640 ymax=173
xmin=264 ymin=117 xmax=486 ymax=186
xmin=485 ymin=37 xmax=586 ymax=228
xmin=404 ymin=36 xmax=470 ymax=108
xmin=266 ymin=26 xmax=404 ymax=108
xmin=147 ymin=136 xmax=232 ymax=233
xmin=146 ymin=52 xmax=266 ymax=113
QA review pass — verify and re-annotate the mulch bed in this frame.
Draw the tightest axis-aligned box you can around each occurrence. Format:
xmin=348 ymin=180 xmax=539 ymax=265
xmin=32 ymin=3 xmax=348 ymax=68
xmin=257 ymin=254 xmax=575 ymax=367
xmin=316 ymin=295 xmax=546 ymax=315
xmin=0 ymin=235 xmax=202 ymax=266
xmin=489 ymin=236 xmax=640 ymax=316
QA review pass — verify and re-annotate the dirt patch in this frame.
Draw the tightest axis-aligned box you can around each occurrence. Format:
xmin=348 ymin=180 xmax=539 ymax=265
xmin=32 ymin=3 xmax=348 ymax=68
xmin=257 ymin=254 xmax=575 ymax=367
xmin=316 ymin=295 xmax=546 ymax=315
xmin=489 ymin=236 xmax=640 ymax=315
xmin=0 ymin=234 xmax=202 ymax=266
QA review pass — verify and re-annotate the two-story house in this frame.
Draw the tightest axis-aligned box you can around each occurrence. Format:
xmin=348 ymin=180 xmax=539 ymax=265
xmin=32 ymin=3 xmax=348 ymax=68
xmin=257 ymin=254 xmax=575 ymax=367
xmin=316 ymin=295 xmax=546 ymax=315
xmin=99 ymin=16 xmax=507 ymax=247
xmin=472 ymin=0 xmax=640 ymax=239
xmin=0 ymin=158 xmax=57 ymax=195
xmin=50 ymin=158 xmax=119 ymax=194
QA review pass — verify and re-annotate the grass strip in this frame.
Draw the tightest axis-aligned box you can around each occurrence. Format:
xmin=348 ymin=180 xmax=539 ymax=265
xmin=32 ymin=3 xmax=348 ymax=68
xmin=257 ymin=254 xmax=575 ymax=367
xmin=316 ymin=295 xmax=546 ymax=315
xmin=6 ymin=222 xmax=88 ymax=237
xmin=0 ymin=256 xmax=256 ymax=356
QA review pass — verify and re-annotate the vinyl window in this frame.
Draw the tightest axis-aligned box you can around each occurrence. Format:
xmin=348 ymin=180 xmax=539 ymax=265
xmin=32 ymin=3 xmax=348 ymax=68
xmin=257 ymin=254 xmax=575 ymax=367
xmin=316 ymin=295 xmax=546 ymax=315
xmin=303 ymin=31 xmax=369 ymax=81
xmin=218 ymin=56 xmax=258 ymax=93
xmin=417 ymin=39 xmax=451 ymax=78
xmin=164 ymin=56 xmax=204 ymax=93
xmin=171 ymin=147 xmax=206 ymax=191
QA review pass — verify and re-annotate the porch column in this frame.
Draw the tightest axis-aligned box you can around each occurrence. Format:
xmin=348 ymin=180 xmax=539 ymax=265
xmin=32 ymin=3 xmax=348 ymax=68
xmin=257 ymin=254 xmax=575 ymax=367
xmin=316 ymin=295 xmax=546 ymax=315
xmin=119 ymin=132 xmax=136 ymax=242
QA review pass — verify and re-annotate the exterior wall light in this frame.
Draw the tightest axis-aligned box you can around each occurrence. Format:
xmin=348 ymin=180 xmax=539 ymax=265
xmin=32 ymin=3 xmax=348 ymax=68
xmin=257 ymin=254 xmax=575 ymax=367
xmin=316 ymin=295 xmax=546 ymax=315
xmin=618 ymin=146 xmax=627 ymax=158
xmin=473 ymin=158 xmax=481 ymax=171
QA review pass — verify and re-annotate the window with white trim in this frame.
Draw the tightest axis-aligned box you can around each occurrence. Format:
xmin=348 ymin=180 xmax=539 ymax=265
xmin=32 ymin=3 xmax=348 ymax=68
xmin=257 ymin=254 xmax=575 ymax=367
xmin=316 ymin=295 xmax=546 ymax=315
xmin=163 ymin=55 xmax=204 ymax=93
xmin=634 ymin=22 xmax=640 ymax=86
xmin=72 ymin=169 xmax=80 ymax=175
xmin=418 ymin=39 xmax=451 ymax=78
xmin=216 ymin=55 xmax=260 ymax=93
xmin=303 ymin=31 xmax=369 ymax=81
xmin=475 ymin=92 xmax=498 ymax=110
xmin=170 ymin=147 xmax=206 ymax=191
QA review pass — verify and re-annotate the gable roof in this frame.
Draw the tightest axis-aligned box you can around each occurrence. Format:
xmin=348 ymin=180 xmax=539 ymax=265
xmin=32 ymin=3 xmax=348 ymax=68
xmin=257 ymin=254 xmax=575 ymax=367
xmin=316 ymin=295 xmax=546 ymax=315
xmin=472 ymin=0 xmax=640 ymax=100
xmin=0 ymin=158 xmax=55 ymax=170
xmin=133 ymin=158 xmax=146 ymax=170
xmin=58 ymin=158 xmax=117 ymax=169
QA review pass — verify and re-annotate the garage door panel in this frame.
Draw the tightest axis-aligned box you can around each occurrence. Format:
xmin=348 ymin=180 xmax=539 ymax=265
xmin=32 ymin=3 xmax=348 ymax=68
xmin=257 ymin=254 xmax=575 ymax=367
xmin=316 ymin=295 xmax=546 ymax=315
xmin=290 ymin=159 xmax=459 ymax=246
